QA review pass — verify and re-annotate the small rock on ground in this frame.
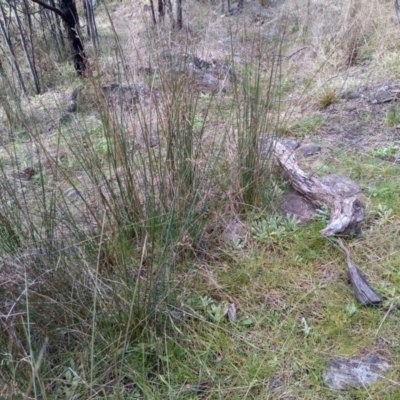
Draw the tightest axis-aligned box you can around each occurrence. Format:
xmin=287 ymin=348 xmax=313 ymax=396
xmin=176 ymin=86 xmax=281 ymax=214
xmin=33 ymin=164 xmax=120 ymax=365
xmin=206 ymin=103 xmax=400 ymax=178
xmin=298 ymin=144 xmax=322 ymax=156
xmin=323 ymin=354 xmax=389 ymax=390
xmin=223 ymin=216 xmax=247 ymax=242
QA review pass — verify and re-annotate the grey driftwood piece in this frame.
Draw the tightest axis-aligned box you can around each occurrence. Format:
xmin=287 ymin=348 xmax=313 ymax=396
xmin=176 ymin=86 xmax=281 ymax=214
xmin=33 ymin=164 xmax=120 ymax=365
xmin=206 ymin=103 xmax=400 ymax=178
xmin=273 ymin=141 xmax=364 ymax=237
xmin=337 ymin=239 xmax=382 ymax=306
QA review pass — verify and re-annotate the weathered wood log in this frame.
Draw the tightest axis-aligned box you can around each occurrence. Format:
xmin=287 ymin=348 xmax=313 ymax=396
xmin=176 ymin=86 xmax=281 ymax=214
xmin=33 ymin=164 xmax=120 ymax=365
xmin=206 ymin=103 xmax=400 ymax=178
xmin=337 ymin=239 xmax=382 ymax=306
xmin=273 ymin=141 xmax=364 ymax=236
xmin=272 ymin=140 xmax=381 ymax=306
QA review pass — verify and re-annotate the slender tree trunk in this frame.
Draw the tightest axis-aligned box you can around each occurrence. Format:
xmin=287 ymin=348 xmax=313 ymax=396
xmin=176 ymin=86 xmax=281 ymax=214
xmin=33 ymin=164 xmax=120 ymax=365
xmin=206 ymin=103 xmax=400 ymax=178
xmin=149 ymin=0 xmax=156 ymax=25
xmin=13 ymin=2 xmax=41 ymax=93
xmin=83 ymin=0 xmax=99 ymax=49
xmin=165 ymin=0 xmax=173 ymax=27
xmin=49 ymin=0 xmax=65 ymax=51
xmin=238 ymin=0 xmax=243 ymax=10
xmin=176 ymin=0 xmax=182 ymax=30
xmin=158 ymin=0 xmax=164 ymax=18
xmin=23 ymin=0 xmax=41 ymax=82
xmin=0 ymin=3 xmax=26 ymax=93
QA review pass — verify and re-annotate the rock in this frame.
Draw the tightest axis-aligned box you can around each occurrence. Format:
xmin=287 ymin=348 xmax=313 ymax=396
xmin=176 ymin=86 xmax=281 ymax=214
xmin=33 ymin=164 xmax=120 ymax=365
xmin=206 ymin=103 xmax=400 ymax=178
xmin=319 ymin=174 xmax=363 ymax=198
xmin=298 ymin=144 xmax=322 ymax=156
xmin=393 ymin=153 xmax=400 ymax=163
xmin=227 ymin=303 xmax=237 ymax=321
xmin=323 ymin=354 xmax=390 ymax=390
xmin=280 ymin=185 xmax=316 ymax=222
xmin=135 ymin=132 xmax=159 ymax=149
xmin=101 ymin=82 xmax=158 ymax=110
xmin=344 ymin=100 xmax=358 ymax=112
xmin=159 ymin=53 xmax=233 ymax=94
xmin=223 ymin=216 xmax=247 ymax=242
xmin=258 ymin=134 xmax=299 ymax=158
xmin=282 ymin=139 xmax=300 ymax=150
xmin=18 ymin=167 xmax=35 ymax=181
xmin=64 ymin=187 xmax=81 ymax=202
xmin=340 ymin=90 xmax=361 ymax=100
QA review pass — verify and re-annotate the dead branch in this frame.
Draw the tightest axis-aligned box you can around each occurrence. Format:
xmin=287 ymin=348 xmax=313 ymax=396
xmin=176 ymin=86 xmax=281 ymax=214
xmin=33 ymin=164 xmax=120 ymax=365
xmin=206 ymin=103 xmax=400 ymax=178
xmin=273 ymin=141 xmax=364 ymax=236
xmin=337 ymin=239 xmax=382 ymax=306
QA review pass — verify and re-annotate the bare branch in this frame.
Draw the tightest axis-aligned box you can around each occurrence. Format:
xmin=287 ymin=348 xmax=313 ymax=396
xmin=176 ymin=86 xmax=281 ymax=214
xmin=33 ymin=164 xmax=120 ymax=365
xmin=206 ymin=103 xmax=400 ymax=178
xmin=29 ymin=0 xmax=66 ymax=21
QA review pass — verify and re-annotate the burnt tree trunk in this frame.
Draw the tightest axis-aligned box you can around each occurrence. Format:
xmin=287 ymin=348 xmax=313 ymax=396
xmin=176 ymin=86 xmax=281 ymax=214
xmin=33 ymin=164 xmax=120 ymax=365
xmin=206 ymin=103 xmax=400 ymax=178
xmin=176 ymin=0 xmax=182 ymax=29
xmin=59 ymin=0 xmax=86 ymax=74
xmin=149 ymin=0 xmax=156 ymax=25
xmin=158 ymin=0 xmax=164 ymax=18
xmin=30 ymin=0 xmax=87 ymax=76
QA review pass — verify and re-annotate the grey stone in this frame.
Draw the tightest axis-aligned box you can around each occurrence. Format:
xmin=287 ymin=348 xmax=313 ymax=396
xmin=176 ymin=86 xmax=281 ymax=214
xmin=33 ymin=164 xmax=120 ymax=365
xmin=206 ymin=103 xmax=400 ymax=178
xmin=394 ymin=153 xmax=400 ymax=163
xmin=101 ymin=82 xmax=159 ymax=110
xmin=64 ymin=187 xmax=81 ymax=202
xmin=135 ymin=132 xmax=159 ymax=149
xmin=223 ymin=216 xmax=247 ymax=242
xmin=280 ymin=185 xmax=316 ymax=223
xmin=298 ymin=144 xmax=322 ymax=156
xmin=320 ymin=174 xmax=362 ymax=197
xmin=340 ymin=90 xmax=361 ymax=100
xmin=258 ymin=134 xmax=299 ymax=157
xmin=281 ymin=139 xmax=300 ymax=150
xmin=323 ymin=354 xmax=389 ymax=390
xmin=344 ymin=100 xmax=358 ymax=112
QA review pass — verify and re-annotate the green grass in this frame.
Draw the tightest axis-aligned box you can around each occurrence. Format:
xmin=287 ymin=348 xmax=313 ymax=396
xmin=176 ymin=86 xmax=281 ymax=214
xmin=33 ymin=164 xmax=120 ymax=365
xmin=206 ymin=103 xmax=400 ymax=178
xmin=281 ymin=113 xmax=327 ymax=138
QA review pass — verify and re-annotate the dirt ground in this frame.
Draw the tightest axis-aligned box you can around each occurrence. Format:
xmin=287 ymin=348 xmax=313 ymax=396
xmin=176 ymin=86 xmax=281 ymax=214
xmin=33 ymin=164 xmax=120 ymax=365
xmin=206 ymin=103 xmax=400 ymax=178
xmin=317 ymin=81 xmax=400 ymax=159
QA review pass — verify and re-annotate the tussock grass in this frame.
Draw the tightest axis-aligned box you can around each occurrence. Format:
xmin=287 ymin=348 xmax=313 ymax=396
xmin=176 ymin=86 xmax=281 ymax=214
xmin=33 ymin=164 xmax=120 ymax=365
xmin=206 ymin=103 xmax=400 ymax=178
xmin=1 ymin=0 xmax=400 ymax=399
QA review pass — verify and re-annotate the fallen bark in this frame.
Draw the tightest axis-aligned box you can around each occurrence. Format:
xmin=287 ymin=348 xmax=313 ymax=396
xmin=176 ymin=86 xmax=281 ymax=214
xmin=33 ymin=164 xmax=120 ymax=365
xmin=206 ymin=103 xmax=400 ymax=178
xmin=273 ymin=141 xmax=364 ymax=236
xmin=337 ymin=239 xmax=382 ymax=306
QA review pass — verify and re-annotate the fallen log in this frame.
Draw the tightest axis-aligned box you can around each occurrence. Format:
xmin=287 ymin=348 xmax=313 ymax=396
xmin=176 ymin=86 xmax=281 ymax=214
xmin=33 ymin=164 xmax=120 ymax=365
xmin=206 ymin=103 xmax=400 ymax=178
xmin=272 ymin=140 xmax=381 ymax=305
xmin=273 ymin=141 xmax=364 ymax=237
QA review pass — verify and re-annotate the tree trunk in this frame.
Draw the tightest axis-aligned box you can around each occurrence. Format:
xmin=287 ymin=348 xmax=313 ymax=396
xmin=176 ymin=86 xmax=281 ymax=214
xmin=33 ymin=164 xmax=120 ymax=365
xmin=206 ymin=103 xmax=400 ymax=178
xmin=49 ymin=0 xmax=66 ymax=52
xmin=0 ymin=3 xmax=26 ymax=93
xmin=176 ymin=0 xmax=182 ymax=30
xmin=59 ymin=0 xmax=86 ymax=75
xmin=149 ymin=0 xmax=156 ymax=25
xmin=83 ymin=0 xmax=99 ymax=49
xmin=13 ymin=2 xmax=41 ymax=93
xmin=30 ymin=0 xmax=87 ymax=76
xmin=158 ymin=0 xmax=164 ymax=18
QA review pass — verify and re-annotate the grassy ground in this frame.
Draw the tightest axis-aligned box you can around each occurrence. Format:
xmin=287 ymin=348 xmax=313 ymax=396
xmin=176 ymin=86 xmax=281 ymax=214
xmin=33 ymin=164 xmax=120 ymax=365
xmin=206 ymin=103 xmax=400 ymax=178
xmin=1 ymin=0 xmax=400 ymax=398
